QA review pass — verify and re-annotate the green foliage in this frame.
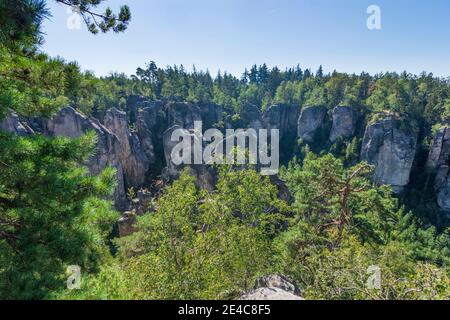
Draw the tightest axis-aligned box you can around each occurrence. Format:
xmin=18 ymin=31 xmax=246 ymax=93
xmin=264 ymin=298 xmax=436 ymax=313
xmin=0 ymin=0 xmax=132 ymax=120
xmin=275 ymin=152 xmax=450 ymax=300
xmin=54 ymin=0 xmax=130 ymax=34
xmin=2 ymin=0 xmax=450 ymax=300
xmin=0 ymin=132 xmax=119 ymax=299
xmin=66 ymin=169 xmax=287 ymax=300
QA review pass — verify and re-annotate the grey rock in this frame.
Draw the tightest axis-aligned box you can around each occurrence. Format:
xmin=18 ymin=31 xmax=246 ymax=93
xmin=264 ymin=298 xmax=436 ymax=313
xmin=255 ymin=274 xmax=301 ymax=295
xmin=167 ymin=102 xmax=201 ymax=129
xmin=263 ymin=104 xmax=299 ymax=139
xmin=45 ymin=107 xmax=127 ymax=209
xmin=240 ymin=274 xmax=304 ymax=301
xmin=199 ymin=102 xmax=230 ymax=129
xmin=240 ymin=287 xmax=304 ymax=301
xmin=241 ymin=104 xmax=263 ymax=131
xmin=133 ymin=189 xmax=155 ymax=215
xmin=0 ymin=112 xmax=34 ymax=136
xmin=297 ymin=106 xmax=327 ymax=143
xmin=117 ymin=211 xmax=136 ymax=237
xmin=162 ymin=125 xmax=216 ymax=191
xmin=330 ymin=106 xmax=357 ymax=142
xmin=361 ymin=117 xmax=417 ymax=193
xmin=104 ymin=108 xmax=151 ymax=187
xmin=426 ymin=127 xmax=450 ymax=212
xmin=426 ymin=127 xmax=450 ymax=171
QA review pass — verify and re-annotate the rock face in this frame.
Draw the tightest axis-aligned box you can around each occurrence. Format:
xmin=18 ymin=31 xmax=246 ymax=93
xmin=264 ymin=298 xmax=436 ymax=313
xmin=240 ymin=274 xmax=304 ymax=300
xmin=329 ymin=106 xmax=357 ymax=142
xmin=361 ymin=117 xmax=417 ymax=193
xmin=45 ymin=107 xmax=127 ymax=208
xmin=104 ymin=108 xmax=153 ymax=187
xmin=167 ymin=102 xmax=202 ymax=129
xmin=241 ymin=104 xmax=264 ymax=131
xmin=263 ymin=104 xmax=299 ymax=139
xmin=0 ymin=112 xmax=34 ymax=136
xmin=136 ymin=101 xmax=168 ymax=171
xmin=297 ymin=106 xmax=327 ymax=143
xmin=426 ymin=127 xmax=450 ymax=211
xmin=162 ymin=125 xmax=216 ymax=191
xmin=199 ymin=102 xmax=229 ymax=129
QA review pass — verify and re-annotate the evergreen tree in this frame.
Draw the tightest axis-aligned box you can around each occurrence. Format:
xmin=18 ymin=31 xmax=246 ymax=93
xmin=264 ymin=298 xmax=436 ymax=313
xmin=0 ymin=132 xmax=118 ymax=299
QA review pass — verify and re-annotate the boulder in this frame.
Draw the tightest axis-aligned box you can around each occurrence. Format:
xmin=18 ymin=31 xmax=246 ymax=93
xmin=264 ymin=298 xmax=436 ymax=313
xmin=133 ymin=189 xmax=155 ymax=215
xmin=360 ymin=117 xmax=417 ymax=193
xmin=297 ymin=106 xmax=327 ymax=143
xmin=240 ymin=274 xmax=304 ymax=301
xmin=104 ymin=108 xmax=151 ymax=187
xmin=117 ymin=211 xmax=136 ymax=237
xmin=329 ymin=106 xmax=357 ymax=142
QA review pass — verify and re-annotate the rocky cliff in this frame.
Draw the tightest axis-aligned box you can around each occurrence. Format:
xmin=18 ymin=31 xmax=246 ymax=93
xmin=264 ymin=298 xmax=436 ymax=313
xmin=297 ymin=106 xmax=327 ymax=143
xmin=360 ymin=117 xmax=417 ymax=193
xmin=3 ymin=100 xmax=447 ymax=214
xmin=426 ymin=127 xmax=450 ymax=211
xmin=329 ymin=106 xmax=357 ymax=142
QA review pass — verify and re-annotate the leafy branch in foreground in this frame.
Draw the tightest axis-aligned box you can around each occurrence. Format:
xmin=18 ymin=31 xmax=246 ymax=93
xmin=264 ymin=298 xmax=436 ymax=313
xmin=55 ymin=0 xmax=131 ymax=34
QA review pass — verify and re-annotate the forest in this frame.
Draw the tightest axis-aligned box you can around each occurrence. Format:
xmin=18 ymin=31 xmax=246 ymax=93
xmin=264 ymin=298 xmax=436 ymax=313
xmin=0 ymin=0 xmax=449 ymax=300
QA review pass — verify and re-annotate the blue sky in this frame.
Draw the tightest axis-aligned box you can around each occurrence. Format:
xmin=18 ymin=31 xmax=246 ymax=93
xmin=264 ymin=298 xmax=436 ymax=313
xmin=42 ymin=0 xmax=450 ymax=77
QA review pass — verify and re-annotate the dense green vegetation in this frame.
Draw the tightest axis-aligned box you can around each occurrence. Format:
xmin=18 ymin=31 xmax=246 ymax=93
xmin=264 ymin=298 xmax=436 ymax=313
xmin=0 ymin=0 xmax=449 ymax=300
xmin=56 ymin=161 xmax=450 ymax=300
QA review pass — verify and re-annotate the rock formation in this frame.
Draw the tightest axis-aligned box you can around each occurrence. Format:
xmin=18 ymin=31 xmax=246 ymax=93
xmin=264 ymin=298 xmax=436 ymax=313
xmin=329 ymin=106 xmax=357 ymax=142
xmin=104 ymin=108 xmax=153 ymax=187
xmin=44 ymin=107 xmax=128 ymax=208
xmin=426 ymin=127 xmax=450 ymax=211
xmin=0 ymin=112 xmax=35 ymax=136
xmin=162 ymin=125 xmax=216 ymax=191
xmin=199 ymin=102 xmax=230 ymax=129
xmin=360 ymin=117 xmax=417 ymax=193
xmin=4 ymin=100 xmax=443 ymax=213
xmin=263 ymin=104 xmax=299 ymax=139
xmin=117 ymin=211 xmax=136 ymax=238
xmin=297 ymin=106 xmax=327 ymax=143
xmin=241 ymin=104 xmax=264 ymax=131
xmin=167 ymin=102 xmax=202 ymax=129
xmin=240 ymin=274 xmax=304 ymax=300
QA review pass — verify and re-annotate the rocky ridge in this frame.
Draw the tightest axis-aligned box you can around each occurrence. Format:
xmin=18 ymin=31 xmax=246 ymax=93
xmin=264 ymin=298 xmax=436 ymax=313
xmin=1 ymin=99 xmax=446 ymax=219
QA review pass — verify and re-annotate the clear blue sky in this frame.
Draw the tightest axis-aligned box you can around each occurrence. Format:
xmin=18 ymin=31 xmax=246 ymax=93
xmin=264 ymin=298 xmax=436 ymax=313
xmin=42 ymin=0 xmax=450 ymax=78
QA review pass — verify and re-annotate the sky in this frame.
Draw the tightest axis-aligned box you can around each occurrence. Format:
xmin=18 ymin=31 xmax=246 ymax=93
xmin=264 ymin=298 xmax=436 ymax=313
xmin=42 ymin=0 xmax=450 ymax=78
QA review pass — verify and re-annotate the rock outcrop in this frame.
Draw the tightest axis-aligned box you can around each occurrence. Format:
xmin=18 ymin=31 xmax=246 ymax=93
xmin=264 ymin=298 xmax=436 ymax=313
xmin=0 ymin=112 xmax=34 ymax=136
xmin=199 ymin=102 xmax=230 ymax=129
xmin=167 ymin=102 xmax=202 ymax=129
xmin=241 ymin=104 xmax=264 ymax=131
xmin=117 ymin=211 xmax=136 ymax=238
xmin=361 ymin=117 xmax=417 ymax=193
xmin=240 ymin=274 xmax=304 ymax=300
xmin=104 ymin=108 xmax=153 ymax=187
xmin=162 ymin=125 xmax=216 ymax=191
xmin=297 ymin=106 xmax=327 ymax=143
xmin=45 ymin=107 xmax=127 ymax=208
xmin=329 ymin=106 xmax=357 ymax=142
xmin=263 ymin=104 xmax=299 ymax=139
xmin=426 ymin=127 xmax=450 ymax=211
